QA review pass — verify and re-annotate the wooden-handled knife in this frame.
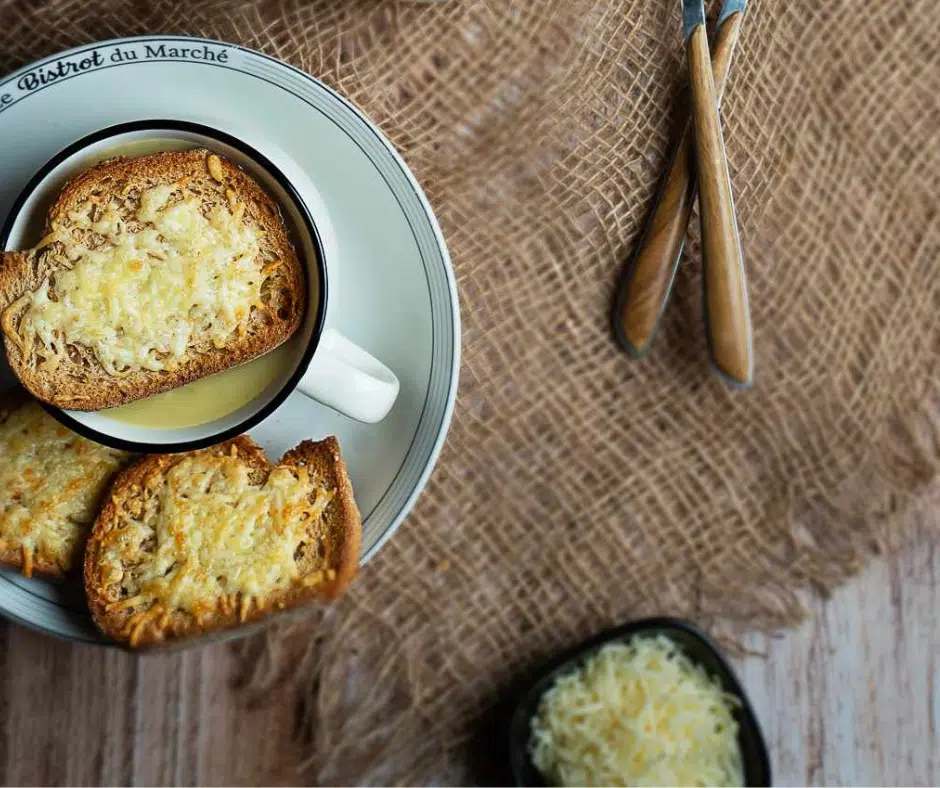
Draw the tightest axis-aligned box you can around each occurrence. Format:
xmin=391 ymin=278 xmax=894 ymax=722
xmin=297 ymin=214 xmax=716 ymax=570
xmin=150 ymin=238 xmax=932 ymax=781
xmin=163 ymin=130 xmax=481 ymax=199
xmin=613 ymin=0 xmax=752 ymax=388
xmin=685 ymin=0 xmax=752 ymax=386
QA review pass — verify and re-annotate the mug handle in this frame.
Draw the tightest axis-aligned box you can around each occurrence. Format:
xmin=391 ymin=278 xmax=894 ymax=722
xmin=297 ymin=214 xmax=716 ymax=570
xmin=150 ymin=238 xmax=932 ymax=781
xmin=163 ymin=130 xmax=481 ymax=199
xmin=295 ymin=328 xmax=400 ymax=423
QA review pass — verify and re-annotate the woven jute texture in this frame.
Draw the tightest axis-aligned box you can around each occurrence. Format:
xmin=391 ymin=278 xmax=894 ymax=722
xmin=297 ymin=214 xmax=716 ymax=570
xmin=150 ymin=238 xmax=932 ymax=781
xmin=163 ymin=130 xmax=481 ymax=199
xmin=3 ymin=0 xmax=940 ymax=783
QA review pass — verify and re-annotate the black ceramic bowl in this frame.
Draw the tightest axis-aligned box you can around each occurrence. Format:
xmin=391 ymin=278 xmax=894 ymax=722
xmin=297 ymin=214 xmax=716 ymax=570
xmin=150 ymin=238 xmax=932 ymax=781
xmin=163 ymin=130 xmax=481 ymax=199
xmin=508 ymin=617 xmax=771 ymax=787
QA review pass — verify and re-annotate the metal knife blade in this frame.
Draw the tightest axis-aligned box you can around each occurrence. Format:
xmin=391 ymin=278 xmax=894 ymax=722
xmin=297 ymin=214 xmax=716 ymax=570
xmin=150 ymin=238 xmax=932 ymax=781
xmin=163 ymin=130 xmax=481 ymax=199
xmin=682 ymin=0 xmax=707 ymax=38
xmin=685 ymin=0 xmax=747 ymax=38
xmin=717 ymin=0 xmax=747 ymax=26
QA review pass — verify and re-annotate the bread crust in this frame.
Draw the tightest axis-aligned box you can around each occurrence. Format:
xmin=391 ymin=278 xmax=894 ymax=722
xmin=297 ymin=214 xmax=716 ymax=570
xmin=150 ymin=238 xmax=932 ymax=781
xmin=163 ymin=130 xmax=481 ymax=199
xmin=84 ymin=435 xmax=361 ymax=647
xmin=0 ymin=149 xmax=306 ymax=410
xmin=280 ymin=437 xmax=362 ymax=599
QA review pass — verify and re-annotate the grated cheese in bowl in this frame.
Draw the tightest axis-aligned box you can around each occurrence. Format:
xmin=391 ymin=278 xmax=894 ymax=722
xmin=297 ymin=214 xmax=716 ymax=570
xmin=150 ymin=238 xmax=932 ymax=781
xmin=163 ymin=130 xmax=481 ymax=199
xmin=528 ymin=634 xmax=744 ymax=787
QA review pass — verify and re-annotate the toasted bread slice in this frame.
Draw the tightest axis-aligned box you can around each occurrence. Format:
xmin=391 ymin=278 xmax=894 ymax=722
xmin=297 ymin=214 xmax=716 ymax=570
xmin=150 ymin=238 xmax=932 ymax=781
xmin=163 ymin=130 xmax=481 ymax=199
xmin=84 ymin=435 xmax=361 ymax=647
xmin=0 ymin=149 xmax=305 ymax=410
xmin=0 ymin=388 xmax=132 ymax=577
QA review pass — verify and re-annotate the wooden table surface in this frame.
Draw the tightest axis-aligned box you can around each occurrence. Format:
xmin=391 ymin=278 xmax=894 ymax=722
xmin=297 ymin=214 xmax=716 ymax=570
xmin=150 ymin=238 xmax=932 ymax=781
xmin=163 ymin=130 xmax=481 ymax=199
xmin=737 ymin=504 xmax=940 ymax=786
xmin=0 ymin=508 xmax=936 ymax=786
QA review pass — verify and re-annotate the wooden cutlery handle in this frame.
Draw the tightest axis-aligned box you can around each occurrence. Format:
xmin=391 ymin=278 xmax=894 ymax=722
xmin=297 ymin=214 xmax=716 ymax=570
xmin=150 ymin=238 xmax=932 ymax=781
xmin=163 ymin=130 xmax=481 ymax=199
xmin=613 ymin=11 xmax=744 ymax=359
xmin=711 ymin=11 xmax=744 ymax=97
xmin=613 ymin=124 xmax=697 ymax=357
xmin=687 ymin=22 xmax=753 ymax=387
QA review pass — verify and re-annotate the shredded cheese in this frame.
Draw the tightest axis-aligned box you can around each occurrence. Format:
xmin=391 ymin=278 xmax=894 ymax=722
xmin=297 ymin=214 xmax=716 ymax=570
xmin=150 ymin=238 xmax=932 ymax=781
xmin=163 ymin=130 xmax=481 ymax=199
xmin=100 ymin=451 xmax=333 ymax=620
xmin=0 ymin=402 xmax=128 ymax=574
xmin=17 ymin=183 xmax=264 ymax=375
xmin=529 ymin=635 xmax=744 ymax=787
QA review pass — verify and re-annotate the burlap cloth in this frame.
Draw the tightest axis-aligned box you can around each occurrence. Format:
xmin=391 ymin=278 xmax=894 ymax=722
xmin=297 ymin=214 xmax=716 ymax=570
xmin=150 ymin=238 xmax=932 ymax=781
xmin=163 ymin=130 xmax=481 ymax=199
xmin=3 ymin=0 xmax=940 ymax=783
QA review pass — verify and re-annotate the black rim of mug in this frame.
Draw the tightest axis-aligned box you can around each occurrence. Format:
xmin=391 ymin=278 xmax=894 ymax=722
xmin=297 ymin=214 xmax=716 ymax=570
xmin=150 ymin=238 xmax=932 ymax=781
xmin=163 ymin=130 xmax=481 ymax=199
xmin=0 ymin=118 xmax=329 ymax=454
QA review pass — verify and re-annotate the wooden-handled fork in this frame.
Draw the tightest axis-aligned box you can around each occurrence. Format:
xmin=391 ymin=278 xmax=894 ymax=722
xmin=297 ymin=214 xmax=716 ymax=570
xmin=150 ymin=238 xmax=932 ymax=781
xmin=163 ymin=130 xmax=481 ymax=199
xmin=613 ymin=0 xmax=752 ymax=387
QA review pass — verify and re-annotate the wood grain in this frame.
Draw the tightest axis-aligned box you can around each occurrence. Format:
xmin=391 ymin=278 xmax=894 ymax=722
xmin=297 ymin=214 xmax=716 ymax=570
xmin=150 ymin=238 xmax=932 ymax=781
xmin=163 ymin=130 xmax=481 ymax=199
xmin=614 ymin=12 xmax=744 ymax=358
xmin=735 ymin=504 xmax=940 ymax=784
xmin=687 ymin=22 xmax=753 ymax=387
xmin=0 ymin=628 xmax=309 ymax=786
xmin=0 ymin=509 xmax=937 ymax=785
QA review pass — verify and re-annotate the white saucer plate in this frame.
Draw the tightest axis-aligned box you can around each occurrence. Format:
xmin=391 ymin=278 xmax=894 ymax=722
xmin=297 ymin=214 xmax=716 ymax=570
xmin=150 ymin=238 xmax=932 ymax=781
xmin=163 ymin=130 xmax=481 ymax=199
xmin=0 ymin=36 xmax=460 ymax=644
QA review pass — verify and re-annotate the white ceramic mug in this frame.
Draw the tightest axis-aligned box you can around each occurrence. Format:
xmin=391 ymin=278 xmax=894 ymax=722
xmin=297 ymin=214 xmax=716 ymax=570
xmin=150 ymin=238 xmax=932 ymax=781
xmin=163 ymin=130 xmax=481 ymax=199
xmin=0 ymin=120 xmax=400 ymax=453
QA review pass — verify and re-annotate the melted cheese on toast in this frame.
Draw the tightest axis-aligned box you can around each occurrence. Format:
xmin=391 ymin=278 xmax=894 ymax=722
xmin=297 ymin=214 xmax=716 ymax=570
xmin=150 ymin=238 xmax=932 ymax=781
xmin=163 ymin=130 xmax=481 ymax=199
xmin=18 ymin=184 xmax=263 ymax=375
xmin=0 ymin=401 xmax=128 ymax=575
xmin=100 ymin=450 xmax=334 ymax=635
